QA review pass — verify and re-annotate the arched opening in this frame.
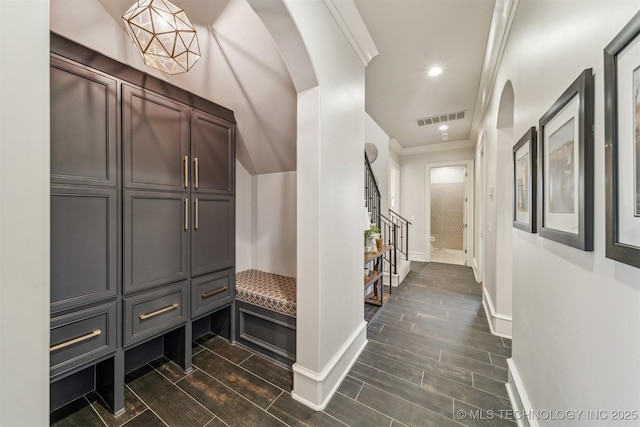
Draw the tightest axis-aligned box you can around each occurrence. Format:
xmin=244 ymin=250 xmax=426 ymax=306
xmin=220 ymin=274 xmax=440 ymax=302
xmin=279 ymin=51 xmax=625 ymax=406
xmin=484 ymin=79 xmax=516 ymax=336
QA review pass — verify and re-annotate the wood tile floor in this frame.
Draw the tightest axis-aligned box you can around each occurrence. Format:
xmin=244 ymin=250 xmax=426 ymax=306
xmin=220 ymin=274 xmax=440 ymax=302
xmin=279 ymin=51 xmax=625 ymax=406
xmin=51 ymin=262 xmax=514 ymax=426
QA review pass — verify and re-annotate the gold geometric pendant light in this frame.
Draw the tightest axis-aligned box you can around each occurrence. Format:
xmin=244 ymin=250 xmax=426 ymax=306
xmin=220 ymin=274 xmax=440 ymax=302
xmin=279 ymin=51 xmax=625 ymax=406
xmin=122 ymin=0 xmax=201 ymax=74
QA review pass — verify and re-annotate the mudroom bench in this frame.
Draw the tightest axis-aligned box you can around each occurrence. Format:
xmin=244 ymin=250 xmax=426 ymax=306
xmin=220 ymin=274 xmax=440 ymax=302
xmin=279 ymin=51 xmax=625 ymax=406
xmin=234 ymin=269 xmax=296 ymax=365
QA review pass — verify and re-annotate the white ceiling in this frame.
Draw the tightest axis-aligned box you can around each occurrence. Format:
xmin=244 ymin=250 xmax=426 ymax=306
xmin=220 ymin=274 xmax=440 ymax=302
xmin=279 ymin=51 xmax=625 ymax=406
xmin=95 ymin=0 xmax=501 ymax=164
xmin=354 ymin=0 xmax=495 ymax=149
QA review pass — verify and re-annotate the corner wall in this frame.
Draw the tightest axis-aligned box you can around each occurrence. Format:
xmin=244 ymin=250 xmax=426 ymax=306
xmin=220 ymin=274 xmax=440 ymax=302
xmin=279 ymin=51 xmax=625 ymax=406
xmin=0 ymin=1 xmax=50 ymax=424
xmin=479 ymin=1 xmax=640 ymax=422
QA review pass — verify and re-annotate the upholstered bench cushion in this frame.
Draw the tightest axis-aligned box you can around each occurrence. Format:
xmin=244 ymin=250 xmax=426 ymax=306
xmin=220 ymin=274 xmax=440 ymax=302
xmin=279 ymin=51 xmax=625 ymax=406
xmin=236 ymin=270 xmax=297 ymax=318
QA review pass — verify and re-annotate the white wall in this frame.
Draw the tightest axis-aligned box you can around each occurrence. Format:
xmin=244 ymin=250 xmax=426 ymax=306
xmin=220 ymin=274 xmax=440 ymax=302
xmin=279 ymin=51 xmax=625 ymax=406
xmin=236 ymin=160 xmax=297 ymax=277
xmin=0 ymin=1 xmax=50 ymax=425
xmin=282 ymin=0 xmax=369 ymax=409
xmin=255 ymin=172 xmax=297 ymax=277
xmin=236 ymin=160 xmax=255 ymax=273
xmin=400 ymin=147 xmax=474 ymax=261
xmin=365 ymin=113 xmax=390 ymax=215
xmin=477 ymin=1 xmax=640 ymax=422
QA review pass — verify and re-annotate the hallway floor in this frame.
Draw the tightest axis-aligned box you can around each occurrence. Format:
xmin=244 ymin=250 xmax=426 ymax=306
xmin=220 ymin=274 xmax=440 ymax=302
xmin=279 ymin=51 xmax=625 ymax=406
xmin=51 ymin=262 xmax=514 ymax=426
xmin=430 ymin=249 xmax=467 ymax=266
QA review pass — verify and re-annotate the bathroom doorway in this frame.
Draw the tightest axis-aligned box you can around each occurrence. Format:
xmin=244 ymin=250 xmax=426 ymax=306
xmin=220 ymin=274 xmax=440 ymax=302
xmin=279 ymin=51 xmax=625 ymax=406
xmin=429 ymin=166 xmax=467 ymax=265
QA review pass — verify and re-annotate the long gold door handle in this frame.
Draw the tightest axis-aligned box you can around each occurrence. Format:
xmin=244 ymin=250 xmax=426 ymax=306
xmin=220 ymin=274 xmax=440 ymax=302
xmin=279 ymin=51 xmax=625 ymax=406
xmin=50 ymin=329 xmax=102 ymax=352
xmin=184 ymin=198 xmax=189 ymax=230
xmin=194 ymin=157 xmax=199 ymax=189
xmin=139 ymin=303 xmax=178 ymax=321
xmin=201 ymin=286 xmax=228 ymax=299
xmin=195 ymin=198 xmax=199 ymax=230
xmin=183 ymin=156 xmax=189 ymax=188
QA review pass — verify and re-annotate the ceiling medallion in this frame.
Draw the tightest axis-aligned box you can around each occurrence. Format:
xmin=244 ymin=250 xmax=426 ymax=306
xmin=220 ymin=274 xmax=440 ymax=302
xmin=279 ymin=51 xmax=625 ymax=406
xmin=123 ymin=0 xmax=201 ymax=74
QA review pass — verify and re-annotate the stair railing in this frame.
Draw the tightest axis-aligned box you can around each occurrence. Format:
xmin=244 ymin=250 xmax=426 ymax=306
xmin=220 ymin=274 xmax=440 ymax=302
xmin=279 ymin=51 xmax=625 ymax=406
xmin=389 ymin=209 xmax=411 ymax=261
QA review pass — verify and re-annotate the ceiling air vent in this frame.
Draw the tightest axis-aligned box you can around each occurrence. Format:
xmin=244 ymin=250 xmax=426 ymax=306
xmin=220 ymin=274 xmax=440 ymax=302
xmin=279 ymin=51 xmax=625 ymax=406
xmin=416 ymin=110 xmax=466 ymax=127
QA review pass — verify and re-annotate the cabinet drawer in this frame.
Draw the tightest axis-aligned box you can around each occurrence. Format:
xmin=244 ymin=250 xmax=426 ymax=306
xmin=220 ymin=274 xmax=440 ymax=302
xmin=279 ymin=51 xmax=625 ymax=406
xmin=191 ymin=269 xmax=234 ymax=319
xmin=124 ymin=282 xmax=188 ymax=347
xmin=50 ymin=303 xmax=116 ymax=378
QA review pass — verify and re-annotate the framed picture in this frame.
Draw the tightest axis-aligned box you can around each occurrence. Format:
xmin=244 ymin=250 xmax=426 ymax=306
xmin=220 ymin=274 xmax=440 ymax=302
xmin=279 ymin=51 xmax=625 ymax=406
xmin=604 ymin=11 xmax=640 ymax=268
xmin=513 ymin=127 xmax=537 ymax=232
xmin=538 ymin=69 xmax=594 ymax=250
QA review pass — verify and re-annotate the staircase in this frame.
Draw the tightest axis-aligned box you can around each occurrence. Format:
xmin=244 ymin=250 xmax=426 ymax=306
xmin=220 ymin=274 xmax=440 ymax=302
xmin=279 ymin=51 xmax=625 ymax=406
xmin=365 ymin=155 xmax=411 ymax=286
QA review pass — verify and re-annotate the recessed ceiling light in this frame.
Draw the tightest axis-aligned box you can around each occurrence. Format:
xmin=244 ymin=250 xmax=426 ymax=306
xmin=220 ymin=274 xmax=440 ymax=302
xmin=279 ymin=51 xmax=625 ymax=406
xmin=428 ymin=66 xmax=443 ymax=77
xmin=439 ymin=125 xmax=448 ymax=131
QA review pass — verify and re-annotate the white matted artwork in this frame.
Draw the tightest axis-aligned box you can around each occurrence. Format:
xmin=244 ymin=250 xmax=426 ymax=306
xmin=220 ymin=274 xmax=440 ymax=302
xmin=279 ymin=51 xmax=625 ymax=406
xmin=538 ymin=68 xmax=594 ymax=251
xmin=616 ymin=43 xmax=640 ymax=247
xmin=513 ymin=127 xmax=536 ymax=232
xmin=605 ymin=10 xmax=640 ymax=268
xmin=543 ymin=101 xmax=580 ymax=234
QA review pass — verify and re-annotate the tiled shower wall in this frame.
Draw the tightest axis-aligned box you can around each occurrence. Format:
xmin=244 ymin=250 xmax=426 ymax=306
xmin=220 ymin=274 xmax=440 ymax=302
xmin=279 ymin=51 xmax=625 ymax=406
xmin=431 ymin=182 xmax=465 ymax=250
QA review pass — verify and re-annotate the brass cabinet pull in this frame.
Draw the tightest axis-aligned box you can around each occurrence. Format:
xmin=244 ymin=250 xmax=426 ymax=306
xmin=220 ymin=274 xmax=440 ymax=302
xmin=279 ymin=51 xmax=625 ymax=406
xmin=183 ymin=156 xmax=189 ymax=188
xmin=201 ymin=286 xmax=228 ymax=299
xmin=139 ymin=303 xmax=178 ymax=321
xmin=50 ymin=329 xmax=102 ymax=352
xmin=194 ymin=157 xmax=199 ymax=189
xmin=195 ymin=198 xmax=199 ymax=230
xmin=184 ymin=198 xmax=188 ymax=230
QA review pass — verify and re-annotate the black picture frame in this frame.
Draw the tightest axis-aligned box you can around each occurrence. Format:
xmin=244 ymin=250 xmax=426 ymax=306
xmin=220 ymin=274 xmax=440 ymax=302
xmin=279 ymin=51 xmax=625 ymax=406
xmin=513 ymin=127 xmax=537 ymax=232
xmin=538 ymin=69 xmax=594 ymax=250
xmin=604 ymin=11 xmax=640 ymax=269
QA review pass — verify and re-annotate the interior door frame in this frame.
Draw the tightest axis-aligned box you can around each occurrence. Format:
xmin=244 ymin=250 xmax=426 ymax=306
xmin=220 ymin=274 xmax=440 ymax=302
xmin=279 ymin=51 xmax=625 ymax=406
xmin=425 ymin=159 xmax=474 ymax=265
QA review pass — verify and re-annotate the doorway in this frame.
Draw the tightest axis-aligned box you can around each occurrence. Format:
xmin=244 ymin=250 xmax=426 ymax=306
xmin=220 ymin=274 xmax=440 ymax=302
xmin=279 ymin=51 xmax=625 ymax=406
xmin=428 ymin=166 xmax=468 ymax=265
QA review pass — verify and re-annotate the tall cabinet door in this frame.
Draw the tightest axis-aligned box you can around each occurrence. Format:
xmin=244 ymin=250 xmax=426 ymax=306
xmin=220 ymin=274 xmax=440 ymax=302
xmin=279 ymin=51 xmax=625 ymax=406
xmin=50 ymin=56 xmax=117 ymax=186
xmin=122 ymin=85 xmax=190 ymax=191
xmin=51 ymin=186 xmax=118 ymax=313
xmin=191 ymin=110 xmax=235 ymax=195
xmin=124 ymin=191 xmax=189 ymax=294
xmin=191 ymin=195 xmax=234 ymax=277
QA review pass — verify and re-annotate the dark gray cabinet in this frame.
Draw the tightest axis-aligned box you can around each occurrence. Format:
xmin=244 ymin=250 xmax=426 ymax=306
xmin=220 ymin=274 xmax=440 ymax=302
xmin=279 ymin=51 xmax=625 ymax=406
xmin=191 ymin=110 xmax=235 ymax=195
xmin=51 ymin=186 xmax=118 ymax=312
xmin=50 ymin=34 xmax=235 ymax=416
xmin=123 ymin=85 xmax=189 ymax=191
xmin=50 ymin=57 xmax=117 ymax=187
xmin=191 ymin=195 xmax=234 ymax=277
xmin=124 ymin=191 xmax=189 ymax=294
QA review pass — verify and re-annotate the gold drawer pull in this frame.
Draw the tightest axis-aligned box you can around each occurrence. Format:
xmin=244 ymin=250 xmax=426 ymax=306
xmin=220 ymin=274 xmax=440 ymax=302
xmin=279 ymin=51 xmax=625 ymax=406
xmin=139 ymin=303 xmax=178 ymax=320
xmin=194 ymin=157 xmax=199 ymax=189
xmin=195 ymin=198 xmax=199 ymax=230
xmin=184 ymin=198 xmax=189 ymax=230
xmin=201 ymin=286 xmax=228 ymax=299
xmin=184 ymin=156 xmax=189 ymax=188
xmin=50 ymin=329 xmax=102 ymax=352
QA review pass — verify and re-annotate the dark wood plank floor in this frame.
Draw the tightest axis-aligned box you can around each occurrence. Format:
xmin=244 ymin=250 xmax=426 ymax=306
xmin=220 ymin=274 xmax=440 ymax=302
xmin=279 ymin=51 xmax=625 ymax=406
xmin=51 ymin=262 xmax=514 ymax=426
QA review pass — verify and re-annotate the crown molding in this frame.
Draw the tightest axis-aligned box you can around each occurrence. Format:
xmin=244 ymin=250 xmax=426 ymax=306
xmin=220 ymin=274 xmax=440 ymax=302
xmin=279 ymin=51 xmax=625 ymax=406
xmin=389 ymin=138 xmax=403 ymax=155
xmin=469 ymin=0 xmax=519 ymax=143
xmin=323 ymin=0 xmax=379 ymax=67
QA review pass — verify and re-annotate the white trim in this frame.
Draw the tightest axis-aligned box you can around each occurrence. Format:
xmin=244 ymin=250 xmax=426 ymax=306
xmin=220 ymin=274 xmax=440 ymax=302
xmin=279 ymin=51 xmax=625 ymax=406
xmin=482 ymin=288 xmax=512 ymax=338
xmin=425 ymin=160 xmax=475 ymax=269
xmin=408 ymin=251 xmax=426 ymax=262
xmin=469 ymin=0 xmax=519 ymax=146
xmin=390 ymin=138 xmax=404 ymax=155
xmin=471 ymin=257 xmax=480 ymax=283
xmin=291 ymin=320 xmax=367 ymax=410
xmin=506 ymin=358 xmax=537 ymax=427
xmin=322 ymin=0 xmax=378 ymax=67
xmin=401 ymin=140 xmax=473 ymax=156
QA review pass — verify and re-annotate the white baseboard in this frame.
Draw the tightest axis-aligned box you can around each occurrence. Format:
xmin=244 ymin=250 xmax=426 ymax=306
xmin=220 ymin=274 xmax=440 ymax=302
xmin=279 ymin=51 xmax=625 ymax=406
xmin=408 ymin=251 xmax=426 ymax=262
xmin=506 ymin=358 xmax=536 ymax=427
xmin=482 ymin=288 xmax=512 ymax=338
xmin=291 ymin=321 xmax=367 ymax=410
xmin=471 ymin=258 xmax=479 ymax=283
